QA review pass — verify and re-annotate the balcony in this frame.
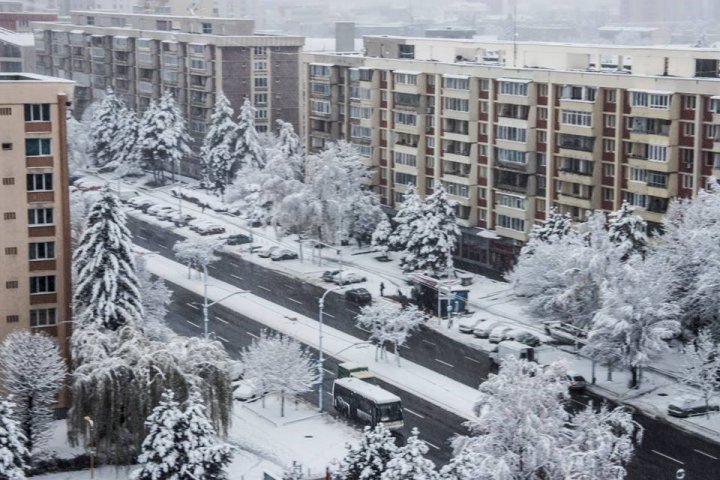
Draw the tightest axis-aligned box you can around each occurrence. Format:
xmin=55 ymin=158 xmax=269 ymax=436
xmin=495 ymin=225 xmax=529 ymax=242
xmin=557 ymin=193 xmax=593 ymax=210
xmin=627 ymin=151 xmax=678 ymax=173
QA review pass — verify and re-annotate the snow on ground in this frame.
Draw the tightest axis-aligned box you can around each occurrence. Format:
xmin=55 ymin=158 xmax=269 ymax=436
xmin=43 ymin=420 xmax=85 ymax=460
xmin=33 ymin=466 xmax=133 ymax=480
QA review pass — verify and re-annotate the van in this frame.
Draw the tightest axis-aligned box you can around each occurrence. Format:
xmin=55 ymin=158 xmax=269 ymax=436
xmin=489 ymin=340 xmax=536 ymax=365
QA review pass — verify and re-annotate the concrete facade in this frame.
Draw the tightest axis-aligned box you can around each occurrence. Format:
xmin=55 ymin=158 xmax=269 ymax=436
xmin=0 ymin=73 xmax=74 ymax=366
xmin=302 ymin=37 xmax=720 ymax=274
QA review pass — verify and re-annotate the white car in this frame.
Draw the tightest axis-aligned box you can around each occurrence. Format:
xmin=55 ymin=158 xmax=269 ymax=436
xmin=332 ymin=271 xmax=367 ymax=286
xmin=156 ymin=207 xmax=179 ymax=221
xmin=473 ymin=321 xmax=503 ymax=339
xmin=488 ymin=325 xmax=514 ymax=344
xmin=257 ymin=246 xmax=281 ymax=258
xmin=458 ymin=315 xmax=486 ymax=334
xmin=233 ymin=378 xmax=260 ymax=402
xmin=146 ymin=205 xmax=174 ymax=217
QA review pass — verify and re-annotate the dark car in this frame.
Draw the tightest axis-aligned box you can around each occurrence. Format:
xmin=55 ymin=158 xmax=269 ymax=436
xmin=225 ymin=234 xmax=252 ymax=246
xmin=668 ymin=397 xmax=720 ymax=418
xmin=345 ymin=288 xmax=372 ymax=306
xmin=322 ymin=270 xmax=342 ymax=282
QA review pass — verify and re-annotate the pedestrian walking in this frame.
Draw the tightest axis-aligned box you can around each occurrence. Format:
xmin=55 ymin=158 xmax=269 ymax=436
xmin=380 ymin=282 xmax=385 ymax=297
xmin=201 ymin=202 xmax=206 ymax=213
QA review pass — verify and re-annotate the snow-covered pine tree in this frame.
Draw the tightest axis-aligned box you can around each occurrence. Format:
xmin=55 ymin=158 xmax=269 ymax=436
xmin=347 ymin=193 xmax=385 ymax=247
xmin=110 ymin=106 xmax=144 ymax=177
xmin=235 ymin=97 xmax=265 ymax=171
xmin=283 ymin=461 xmax=306 ymax=480
xmin=73 ymin=186 xmax=143 ymax=330
xmin=0 ymin=332 xmax=66 ymax=454
xmin=679 ymin=329 xmax=720 ymax=418
xmin=608 ymin=201 xmax=647 ymax=260
xmin=371 ymin=218 xmax=393 ymax=259
xmin=201 ymin=94 xmax=238 ymax=194
xmin=332 ymin=424 xmax=398 ymax=480
xmin=401 ymin=184 xmax=459 ymax=277
xmin=135 ymin=255 xmax=172 ymax=341
xmin=66 ymin=110 xmax=89 ymax=176
xmin=0 ymin=399 xmax=28 ymax=480
xmin=527 ymin=207 xmax=572 ymax=245
xmin=382 ymin=428 xmax=437 ymax=480
xmin=88 ymin=88 xmax=125 ymax=167
xmin=389 ymin=186 xmax=424 ymax=252
xmin=276 ymin=120 xmax=305 ymax=181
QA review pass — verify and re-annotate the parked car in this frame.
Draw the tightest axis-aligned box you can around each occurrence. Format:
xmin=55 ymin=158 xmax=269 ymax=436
xmin=489 ymin=325 xmax=514 ymax=344
xmin=458 ymin=315 xmax=486 ymax=334
xmin=322 ymin=270 xmax=342 ymax=282
xmin=512 ymin=330 xmax=543 ymax=347
xmin=565 ymin=372 xmax=588 ymax=392
xmin=271 ymin=249 xmax=298 ymax=261
xmin=155 ymin=207 xmax=178 ymax=221
xmin=233 ymin=378 xmax=260 ymax=402
xmin=257 ymin=246 xmax=281 ymax=258
xmin=189 ymin=220 xmax=225 ymax=235
xmin=668 ymin=397 xmax=720 ymax=418
xmin=489 ymin=341 xmax=536 ymax=365
xmin=146 ymin=205 xmax=174 ymax=217
xmin=128 ymin=198 xmax=155 ymax=212
xmin=170 ymin=213 xmax=194 ymax=227
xmin=473 ymin=321 xmax=503 ymax=339
xmin=333 ymin=271 xmax=367 ymax=286
xmin=225 ymin=233 xmax=252 ymax=246
xmin=345 ymin=288 xmax=372 ymax=306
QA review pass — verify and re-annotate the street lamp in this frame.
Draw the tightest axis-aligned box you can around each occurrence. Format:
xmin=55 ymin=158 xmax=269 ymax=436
xmin=318 ymin=285 xmax=347 ymax=413
xmin=84 ymin=416 xmax=95 ymax=480
xmin=201 ymin=282 xmax=249 ymax=338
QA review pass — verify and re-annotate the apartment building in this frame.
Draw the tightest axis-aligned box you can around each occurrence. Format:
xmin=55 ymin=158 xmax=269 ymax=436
xmin=302 ymin=37 xmax=720 ymax=274
xmin=0 ymin=73 xmax=74 ymax=364
xmin=32 ymin=11 xmax=304 ymax=175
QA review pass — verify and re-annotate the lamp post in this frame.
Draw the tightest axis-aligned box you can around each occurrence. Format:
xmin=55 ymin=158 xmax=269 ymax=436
xmin=84 ymin=416 xmax=95 ymax=480
xmin=200 ymin=274 xmax=249 ymax=338
xmin=318 ymin=285 xmax=346 ymax=413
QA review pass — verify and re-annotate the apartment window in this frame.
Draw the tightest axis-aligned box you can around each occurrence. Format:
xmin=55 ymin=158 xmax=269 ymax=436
xmin=647 ymin=144 xmax=668 ymax=162
xmin=350 ymin=106 xmax=372 ymax=119
xmin=86 ymin=16 xmax=95 ymax=25
xmin=254 ymin=61 xmax=267 ymax=71
xmin=27 ymin=173 xmax=52 ymax=192
xmin=537 ymin=108 xmax=548 ymax=120
xmin=352 ymin=87 xmax=372 ymax=100
xmin=495 ymin=148 xmax=526 ymax=165
xmin=255 ymin=109 xmax=268 ymax=119
xmin=479 ymin=166 xmax=488 ymax=178
xmin=603 ymin=187 xmax=614 ymax=202
xmin=6 ymin=315 xmax=18 ymax=324
xmin=29 ymin=241 xmax=55 ymax=260
xmin=394 ymin=112 xmax=417 ymax=126
xmin=28 ymin=208 xmax=53 ymax=226
xmin=310 ymin=64 xmax=331 ymax=78
xmin=254 ymin=77 xmax=268 ymax=88
xmin=190 ymin=59 xmax=207 ymax=71
xmin=189 ymin=44 xmax=206 ymax=55
xmin=257 ymin=124 xmax=268 ymax=133
xmin=561 ymin=85 xmax=597 ymax=102
xmin=30 ymin=308 xmax=56 ymax=327
xmin=479 ymin=145 xmax=487 ymax=157
xmin=398 ymin=44 xmax=415 ymax=59
xmin=25 ymin=139 xmax=51 ymax=157
xmin=394 ymin=172 xmax=416 ymax=186
xmin=479 ymin=123 xmax=487 ymax=135
xmin=497 ymin=214 xmax=525 ymax=232
xmin=393 ymin=152 xmax=417 ymax=167
xmin=310 ymin=100 xmax=331 ymax=114
xmin=538 ymin=131 xmax=547 ymax=143
xmin=254 ymin=93 xmax=268 ymax=105
xmin=1 ymin=143 xmax=11 ymax=150
xmin=310 ymin=82 xmax=331 ymax=96
xmin=478 ymin=187 xmax=487 ymax=199
xmin=603 ymin=163 xmax=615 ymax=177
xmin=190 ymin=122 xmax=206 ymax=134
xmin=254 ymin=46 xmax=267 ymax=56
xmin=350 ymin=125 xmax=372 ymax=139
xmin=480 ymin=79 xmax=490 ymax=91
xmin=629 ymin=167 xmax=647 ymax=183
xmin=202 ymin=23 xmax=212 ymax=34
xmin=394 ymin=72 xmax=418 ymax=85
xmin=497 ymin=126 xmax=527 ymax=143
xmin=4 ymin=212 xmax=16 ymax=220
xmin=496 ymin=193 xmax=526 ymax=210
xmin=156 ymin=20 xmax=171 ymax=30
xmin=647 ymin=171 xmax=668 ymax=187
xmin=683 ymin=95 xmax=697 ymax=110
xmin=631 ymin=91 xmax=671 ymax=109
xmin=561 ymin=110 xmax=592 ymax=127
xmin=499 ymin=80 xmax=529 ymax=96
xmin=538 ymin=84 xmax=548 ymax=97
xmin=2 ymin=178 xmax=14 ymax=186
xmin=30 ymin=275 xmax=55 ymax=294
xmin=443 ymin=97 xmax=469 ymax=112
xmin=480 ymin=101 xmax=489 ymax=113
xmin=5 ymin=281 xmax=17 ymax=289
xmin=606 ymin=90 xmax=617 ymax=103
xmin=604 ymin=114 xmax=616 ymax=128
xmin=478 ymin=209 xmax=487 ymax=222
xmin=427 ymin=137 xmax=435 ymax=149
xmin=537 ymin=153 xmax=547 ymax=168
xmin=442 ymin=181 xmax=469 ymax=198
xmin=24 ymin=104 xmax=50 ymax=122
xmin=681 ymin=173 xmax=694 ymax=189
xmin=0 ymin=107 xmax=11 ymax=115
xmin=603 ymin=139 xmax=616 ymax=152
xmin=683 ymin=122 xmax=695 ymax=137
xmin=443 ymin=76 xmax=470 ymax=90
xmin=707 ymin=124 xmax=720 ymax=140
xmin=4 ymin=247 xmax=17 ymax=255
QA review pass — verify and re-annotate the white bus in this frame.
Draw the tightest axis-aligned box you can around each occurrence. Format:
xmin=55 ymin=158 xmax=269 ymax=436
xmin=332 ymin=377 xmax=404 ymax=430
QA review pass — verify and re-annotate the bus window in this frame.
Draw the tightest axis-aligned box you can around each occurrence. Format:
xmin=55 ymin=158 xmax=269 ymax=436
xmin=376 ymin=402 xmax=403 ymax=423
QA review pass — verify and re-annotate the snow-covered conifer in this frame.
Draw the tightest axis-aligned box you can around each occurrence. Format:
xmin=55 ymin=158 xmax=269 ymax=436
xmin=0 ymin=332 xmax=66 ymax=453
xmin=73 ymin=186 xmax=143 ymax=330
xmin=276 ymin=120 xmax=305 ymax=181
xmin=235 ymin=98 xmax=265 ymax=170
xmin=332 ymin=424 xmax=398 ymax=480
xmin=88 ymin=88 xmax=125 ymax=167
xmin=371 ymin=219 xmax=393 ymax=259
xmin=241 ymin=331 xmax=318 ymax=416
xmin=608 ymin=201 xmax=647 ymax=260
xmin=679 ymin=329 xmax=720 ymax=418
xmin=201 ymin=94 xmax=238 ymax=194
xmin=283 ymin=461 xmax=306 ymax=480
xmin=69 ymin=189 xmax=93 ymax=251
xmin=401 ymin=184 xmax=459 ymax=277
xmin=110 ymin=107 xmax=143 ymax=177
xmin=0 ymin=399 xmax=28 ymax=479
xmin=382 ymin=428 xmax=437 ymax=480
xmin=136 ymin=255 xmax=172 ymax=341
xmin=389 ymin=186 xmax=424 ymax=252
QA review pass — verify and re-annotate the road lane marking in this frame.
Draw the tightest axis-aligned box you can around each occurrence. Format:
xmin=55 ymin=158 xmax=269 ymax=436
xmin=324 ymin=312 xmax=336 ymax=318
xmin=230 ymin=274 xmax=244 ymax=281
xmin=288 ymin=297 xmax=303 ymax=305
xmin=355 ymin=326 xmax=371 ymax=333
xmin=435 ymin=359 xmax=454 ymax=368
xmin=403 ymin=408 xmax=425 ymax=419
xmin=186 ymin=303 xmax=199 ymax=310
xmin=258 ymin=285 xmax=271 ymax=292
xmin=652 ymin=450 xmax=684 ymax=465
xmin=322 ymin=368 xmax=334 ymax=375
xmin=136 ymin=235 xmax=148 ymax=241
xmin=422 ymin=440 xmax=440 ymax=450
xmin=422 ymin=340 xmax=437 ymax=346
xmin=215 ymin=315 xmax=229 ymax=325
xmin=207 ymin=264 xmax=217 ymax=270
xmin=217 ymin=335 xmax=229 ymax=343
xmin=464 ymin=355 xmax=481 ymax=364
xmin=246 ymin=331 xmax=258 ymax=339
xmin=186 ymin=320 xmax=200 ymax=329
xmin=694 ymin=449 xmax=718 ymax=460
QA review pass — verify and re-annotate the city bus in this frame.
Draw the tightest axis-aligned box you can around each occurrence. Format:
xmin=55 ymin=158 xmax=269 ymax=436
xmin=332 ymin=377 xmax=404 ymax=430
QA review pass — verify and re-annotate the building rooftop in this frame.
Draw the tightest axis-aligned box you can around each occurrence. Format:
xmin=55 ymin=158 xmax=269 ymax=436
xmin=0 ymin=27 xmax=33 ymax=46
xmin=0 ymin=72 xmax=73 ymax=83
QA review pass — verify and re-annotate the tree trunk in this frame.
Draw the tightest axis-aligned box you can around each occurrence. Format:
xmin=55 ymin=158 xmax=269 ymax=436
xmin=280 ymin=391 xmax=285 ymax=418
xmin=629 ymin=366 xmax=638 ymax=389
xmin=607 ymin=363 xmax=613 ymax=382
xmin=395 ymin=343 xmax=401 ymax=367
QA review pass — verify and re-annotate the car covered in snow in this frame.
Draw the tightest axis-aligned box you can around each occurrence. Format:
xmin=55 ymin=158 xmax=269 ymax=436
xmin=189 ymin=220 xmax=225 ymax=235
xmin=127 ymin=197 xmax=155 ymax=212
xmin=256 ymin=246 xmax=280 ymax=258
xmin=271 ymin=249 xmax=298 ymax=261
xmin=233 ymin=378 xmax=260 ymax=402
xmin=489 ymin=325 xmax=514 ymax=344
xmin=473 ymin=321 xmax=503 ymax=339
xmin=146 ymin=205 xmax=175 ymax=218
xmin=458 ymin=315 xmax=486 ymax=334
xmin=322 ymin=270 xmax=342 ymax=282
xmin=332 ymin=271 xmax=367 ymax=286
xmin=668 ymin=397 xmax=720 ymax=418
xmin=225 ymin=233 xmax=252 ymax=246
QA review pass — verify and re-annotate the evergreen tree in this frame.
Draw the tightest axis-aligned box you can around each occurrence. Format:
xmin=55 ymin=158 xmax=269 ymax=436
xmin=66 ymin=109 xmax=89 ymax=176
xmin=201 ymin=94 xmax=238 ymax=194
xmin=73 ymin=186 xmax=143 ymax=330
xmin=276 ymin=120 xmax=305 ymax=181
xmin=88 ymin=88 xmax=125 ymax=167
xmin=235 ymin=97 xmax=265 ymax=170
xmin=608 ymin=201 xmax=647 ymax=260
xmin=402 ymin=184 xmax=460 ymax=277
xmin=0 ymin=399 xmax=27 ymax=480
xmin=138 ymin=92 xmax=192 ymax=184
xmin=371 ymin=219 xmax=393 ymax=259
xmin=347 ymin=194 xmax=385 ymax=247
xmin=389 ymin=186 xmax=424 ymax=252
xmin=524 ymin=207 xmax=572 ymax=255
xmin=110 ymin=106 xmax=143 ymax=177
xmin=333 ymin=424 xmax=398 ymax=480
xmin=283 ymin=461 xmax=306 ymax=480
xmin=382 ymin=428 xmax=437 ymax=480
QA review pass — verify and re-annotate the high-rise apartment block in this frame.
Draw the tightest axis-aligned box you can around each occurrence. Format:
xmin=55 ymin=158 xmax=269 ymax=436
xmin=302 ymin=37 xmax=720 ymax=273
xmin=0 ymin=72 xmax=74 ymax=357
xmin=32 ymin=11 xmax=304 ymax=174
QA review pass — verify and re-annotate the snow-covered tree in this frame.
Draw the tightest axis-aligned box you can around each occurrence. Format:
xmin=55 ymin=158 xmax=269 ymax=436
xmin=389 ymin=186 xmax=424 ymax=252
xmin=87 ymin=88 xmax=125 ymax=167
xmin=109 ymin=106 xmax=143 ymax=177
xmin=283 ymin=461 xmax=306 ymax=480
xmin=201 ymin=94 xmax=238 ymax=195
xmin=347 ymin=194 xmax=385 ymax=247
xmin=679 ymin=329 xmax=720 ymax=418
xmin=66 ymin=110 xmax=90 ymax=175
xmin=401 ymin=184 xmax=459 ymax=277
xmin=332 ymin=424 xmax=398 ymax=480
xmin=445 ymin=358 xmax=640 ymax=480
xmin=527 ymin=207 xmax=572 ymax=246
xmin=173 ymin=238 xmax=221 ymax=280
xmin=138 ymin=92 xmax=192 ymax=184
xmin=0 ymin=332 xmax=66 ymax=454
xmin=356 ymin=303 xmax=424 ymax=365
xmin=136 ymin=255 xmax=172 ymax=341
xmin=69 ymin=189 xmax=93 ymax=251
xmin=240 ymin=331 xmax=318 ymax=416
xmin=234 ymin=97 xmax=265 ymax=170
xmin=584 ymin=256 xmax=680 ymax=388
xmin=608 ymin=201 xmax=647 ymax=260
xmin=73 ymin=186 xmax=143 ymax=331
xmin=276 ymin=120 xmax=305 ymax=181
xmin=382 ymin=428 xmax=437 ymax=480
xmin=371 ymin=219 xmax=393 ymax=259
xmin=0 ymin=399 xmax=28 ymax=479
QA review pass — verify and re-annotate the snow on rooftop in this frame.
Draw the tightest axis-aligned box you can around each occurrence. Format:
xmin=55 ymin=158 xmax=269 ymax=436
xmin=0 ymin=30 xmax=33 ymax=47
xmin=334 ymin=377 xmax=401 ymax=404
